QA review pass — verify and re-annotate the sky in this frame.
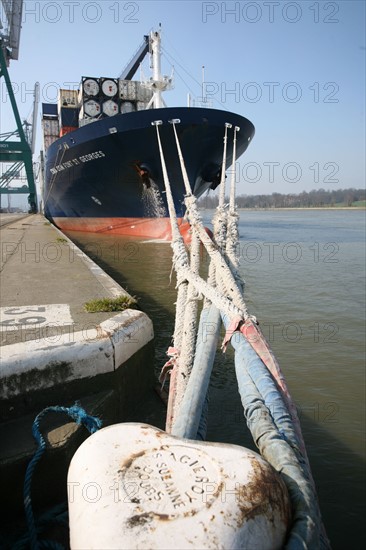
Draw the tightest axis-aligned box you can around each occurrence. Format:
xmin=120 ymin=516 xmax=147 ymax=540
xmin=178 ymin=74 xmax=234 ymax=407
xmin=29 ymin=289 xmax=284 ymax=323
xmin=0 ymin=0 xmax=365 ymax=207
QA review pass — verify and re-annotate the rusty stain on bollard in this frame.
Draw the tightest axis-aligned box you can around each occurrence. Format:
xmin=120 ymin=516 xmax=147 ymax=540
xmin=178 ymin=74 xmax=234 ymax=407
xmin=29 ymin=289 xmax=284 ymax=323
xmin=68 ymin=423 xmax=291 ymax=549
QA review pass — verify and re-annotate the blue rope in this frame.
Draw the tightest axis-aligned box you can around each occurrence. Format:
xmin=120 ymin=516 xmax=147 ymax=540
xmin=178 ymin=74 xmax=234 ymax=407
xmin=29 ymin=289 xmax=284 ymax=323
xmin=23 ymin=403 xmax=102 ymax=550
xmin=12 ymin=502 xmax=68 ymax=550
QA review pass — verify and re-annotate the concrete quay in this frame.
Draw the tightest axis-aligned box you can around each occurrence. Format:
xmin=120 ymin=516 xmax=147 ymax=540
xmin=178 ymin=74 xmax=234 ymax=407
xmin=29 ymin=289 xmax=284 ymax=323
xmin=0 ymin=214 xmax=154 ymax=519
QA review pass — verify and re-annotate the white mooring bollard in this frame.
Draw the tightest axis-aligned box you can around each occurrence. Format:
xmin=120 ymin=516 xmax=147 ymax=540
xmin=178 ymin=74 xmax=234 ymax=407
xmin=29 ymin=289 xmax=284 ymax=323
xmin=68 ymin=423 xmax=291 ymax=549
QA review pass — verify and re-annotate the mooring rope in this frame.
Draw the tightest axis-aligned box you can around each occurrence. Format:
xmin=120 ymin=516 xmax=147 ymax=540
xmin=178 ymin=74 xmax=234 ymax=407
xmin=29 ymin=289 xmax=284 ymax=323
xmin=226 ymin=125 xmax=243 ymax=280
xmin=215 ymin=122 xmax=231 ymax=251
xmin=156 ymin=120 xmax=309 ymax=447
xmin=171 ymin=121 xmax=248 ymax=312
xmin=155 ymin=119 xmax=329 ymax=547
xmin=155 ymin=121 xmax=255 ymax=434
xmin=219 ymin=122 xmax=230 ymax=203
xmin=23 ymin=404 xmax=102 ymax=550
xmin=173 ymin=122 xmax=234 ymax=439
xmin=177 ymin=228 xmax=200 ymax=380
xmin=155 ymin=122 xmax=208 ymax=430
xmin=155 ymin=120 xmax=242 ymax=431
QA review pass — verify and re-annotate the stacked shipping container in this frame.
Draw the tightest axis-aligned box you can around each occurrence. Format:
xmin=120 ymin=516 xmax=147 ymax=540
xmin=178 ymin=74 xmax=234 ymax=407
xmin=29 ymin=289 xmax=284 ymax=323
xmin=78 ymin=77 xmax=101 ymax=126
xmin=100 ymin=78 xmax=119 ymax=117
xmin=41 ymin=78 xmax=155 ymax=150
xmin=41 ymin=103 xmax=59 ymax=150
xmin=58 ymin=89 xmax=79 ymax=136
xmin=119 ymin=80 xmax=153 ymax=112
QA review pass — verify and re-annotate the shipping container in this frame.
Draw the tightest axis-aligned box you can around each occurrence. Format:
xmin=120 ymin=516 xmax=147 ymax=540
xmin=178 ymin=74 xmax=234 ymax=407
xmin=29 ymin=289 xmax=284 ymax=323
xmin=102 ymin=99 xmax=119 ymax=117
xmin=79 ymin=99 xmax=101 ymax=119
xmin=58 ymin=89 xmax=78 ymax=109
xmin=43 ymin=135 xmax=59 ymax=150
xmin=59 ymin=107 xmax=79 ymax=127
xmin=136 ymin=101 xmax=148 ymax=111
xmin=100 ymin=78 xmax=118 ymax=98
xmin=42 ymin=118 xmax=59 ymax=136
xmin=119 ymin=80 xmax=153 ymax=102
xmin=79 ymin=117 xmax=98 ymax=127
xmin=42 ymin=103 xmax=58 ymax=118
xmin=119 ymin=80 xmax=139 ymax=101
xmin=79 ymin=77 xmax=100 ymax=99
xmin=137 ymin=84 xmax=153 ymax=103
xmin=59 ymin=126 xmax=77 ymax=137
xmin=120 ymin=101 xmax=136 ymax=114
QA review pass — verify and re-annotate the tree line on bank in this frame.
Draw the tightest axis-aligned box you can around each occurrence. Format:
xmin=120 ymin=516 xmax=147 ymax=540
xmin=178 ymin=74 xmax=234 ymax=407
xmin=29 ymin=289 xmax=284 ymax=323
xmin=197 ymin=188 xmax=365 ymax=209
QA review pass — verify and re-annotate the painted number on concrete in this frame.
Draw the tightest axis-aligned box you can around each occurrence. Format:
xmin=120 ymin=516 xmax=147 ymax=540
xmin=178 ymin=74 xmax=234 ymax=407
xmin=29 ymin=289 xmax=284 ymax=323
xmin=0 ymin=304 xmax=73 ymax=331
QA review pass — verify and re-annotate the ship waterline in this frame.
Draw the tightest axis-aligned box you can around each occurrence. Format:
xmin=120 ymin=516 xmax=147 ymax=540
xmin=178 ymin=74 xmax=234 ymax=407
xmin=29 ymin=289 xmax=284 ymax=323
xmin=51 ymin=216 xmax=191 ymax=240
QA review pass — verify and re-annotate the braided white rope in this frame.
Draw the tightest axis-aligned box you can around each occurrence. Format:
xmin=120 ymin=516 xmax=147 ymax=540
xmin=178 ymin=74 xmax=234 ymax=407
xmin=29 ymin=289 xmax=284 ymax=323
xmin=177 ymin=228 xmax=200 ymax=383
xmin=205 ymin=125 xmax=230 ymax=305
xmin=218 ymin=123 xmax=231 ymax=207
xmin=156 ymin=121 xmax=252 ymax=432
xmin=171 ymin=122 xmax=248 ymax=314
xmin=170 ymin=238 xmax=245 ymax=318
xmin=185 ymin=196 xmax=247 ymax=313
xmin=154 ymin=123 xmax=189 ymax=430
xmin=155 ymin=123 xmax=244 ymax=431
xmin=155 ymin=123 xmax=324 ymax=544
xmin=225 ymin=126 xmax=245 ymax=295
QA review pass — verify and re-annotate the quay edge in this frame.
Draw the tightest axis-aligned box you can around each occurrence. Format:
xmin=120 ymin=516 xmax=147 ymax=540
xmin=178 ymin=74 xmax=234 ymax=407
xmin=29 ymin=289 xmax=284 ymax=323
xmin=0 ymin=214 xmax=155 ymax=519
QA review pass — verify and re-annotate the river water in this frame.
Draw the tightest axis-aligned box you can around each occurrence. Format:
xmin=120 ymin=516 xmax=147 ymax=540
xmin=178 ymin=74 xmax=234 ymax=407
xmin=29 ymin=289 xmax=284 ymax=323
xmin=66 ymin=209 xmax=365 ymax=549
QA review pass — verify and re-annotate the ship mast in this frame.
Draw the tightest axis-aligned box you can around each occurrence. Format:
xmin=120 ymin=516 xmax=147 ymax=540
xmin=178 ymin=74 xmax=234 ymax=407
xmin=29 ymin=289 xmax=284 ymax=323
xmin=145 ymin=29 xmax=173 ymax=109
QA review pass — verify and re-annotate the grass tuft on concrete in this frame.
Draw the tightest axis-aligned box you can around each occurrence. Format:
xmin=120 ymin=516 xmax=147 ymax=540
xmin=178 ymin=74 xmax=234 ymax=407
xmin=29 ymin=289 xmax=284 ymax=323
xmin=84 ymin=295 xmax=137 ymax=313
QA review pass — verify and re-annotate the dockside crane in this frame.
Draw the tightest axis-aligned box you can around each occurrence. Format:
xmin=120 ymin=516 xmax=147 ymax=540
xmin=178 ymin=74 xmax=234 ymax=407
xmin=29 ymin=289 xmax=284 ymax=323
xmin=0 ymin=0 xmax=38 ymax=212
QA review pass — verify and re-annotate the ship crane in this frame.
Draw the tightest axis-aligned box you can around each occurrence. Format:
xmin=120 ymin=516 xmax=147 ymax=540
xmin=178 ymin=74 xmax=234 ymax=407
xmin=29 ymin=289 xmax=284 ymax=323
xmin=119 ymin=28 xmax=173 ymax=110
xmin=119 ymin=35 xmax=149 ymax=80
xmin=0 ymin=0 xmax=38 ymax=212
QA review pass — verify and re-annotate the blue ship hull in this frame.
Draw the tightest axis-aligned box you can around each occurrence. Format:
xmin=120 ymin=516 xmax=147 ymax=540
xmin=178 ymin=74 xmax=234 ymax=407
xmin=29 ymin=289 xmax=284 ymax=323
xmin=43 ymin=107 xmax=254 ymax=239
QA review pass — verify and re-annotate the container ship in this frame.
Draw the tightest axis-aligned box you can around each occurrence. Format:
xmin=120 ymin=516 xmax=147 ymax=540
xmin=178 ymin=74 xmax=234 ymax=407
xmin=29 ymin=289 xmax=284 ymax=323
xmin=42 ymin=30 xmax=255 ymax=240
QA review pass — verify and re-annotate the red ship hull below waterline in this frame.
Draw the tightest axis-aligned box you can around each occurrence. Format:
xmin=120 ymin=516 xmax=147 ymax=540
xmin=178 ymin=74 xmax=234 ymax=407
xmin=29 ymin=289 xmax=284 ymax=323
xmin=52 ymin=217 xmax=194 ymax=242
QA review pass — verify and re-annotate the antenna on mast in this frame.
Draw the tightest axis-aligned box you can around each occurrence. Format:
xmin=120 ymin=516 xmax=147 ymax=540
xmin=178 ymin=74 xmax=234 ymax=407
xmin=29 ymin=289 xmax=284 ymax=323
xmin=202 ymin=65 xmax=206 ymax=104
